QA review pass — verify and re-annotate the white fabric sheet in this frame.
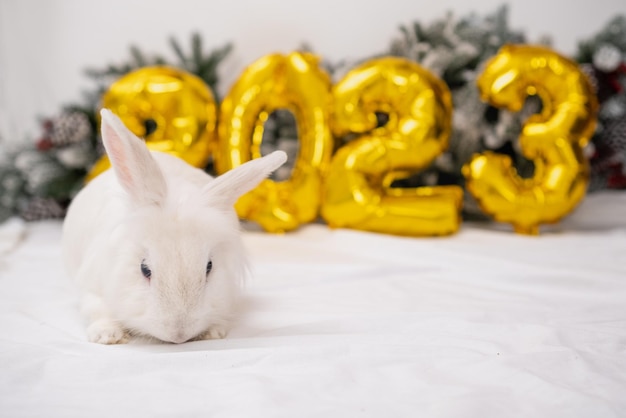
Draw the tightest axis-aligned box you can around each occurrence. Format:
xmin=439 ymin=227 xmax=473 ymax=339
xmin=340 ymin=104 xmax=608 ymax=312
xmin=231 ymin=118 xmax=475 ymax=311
xmin=1 ymin=191 xmax=626 ymax=417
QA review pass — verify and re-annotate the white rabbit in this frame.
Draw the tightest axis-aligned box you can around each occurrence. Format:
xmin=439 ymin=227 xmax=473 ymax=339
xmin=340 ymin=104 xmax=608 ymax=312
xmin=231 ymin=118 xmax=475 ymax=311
xmin=62 ymin=109 xmax=287 ymax=344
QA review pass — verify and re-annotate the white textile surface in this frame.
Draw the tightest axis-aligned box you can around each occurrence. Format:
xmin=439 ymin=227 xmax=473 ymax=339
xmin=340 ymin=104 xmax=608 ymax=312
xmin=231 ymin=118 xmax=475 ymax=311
xmin=1 ymin=191 xmax=626 ymax=417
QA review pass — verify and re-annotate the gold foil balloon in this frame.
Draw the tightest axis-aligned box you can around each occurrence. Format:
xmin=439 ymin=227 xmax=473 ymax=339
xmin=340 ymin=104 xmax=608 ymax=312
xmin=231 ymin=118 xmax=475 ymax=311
xmin=463 ymin=44 xmax=598 ymax=235
xmin=321 ymin=57 xmax=463 ymax=236
xmin=216 ymin=52 xmax=333 ymax=233
xmin=87 ymin=66 xmax=217 ymax=180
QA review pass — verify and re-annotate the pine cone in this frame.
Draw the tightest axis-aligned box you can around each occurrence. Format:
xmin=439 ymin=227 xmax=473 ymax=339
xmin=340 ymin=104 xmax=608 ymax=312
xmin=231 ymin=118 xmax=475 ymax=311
xmin=49 ymin=112 xmax=92 ymax=147
xmin=18 ymin=197 xmax=66 ymax=221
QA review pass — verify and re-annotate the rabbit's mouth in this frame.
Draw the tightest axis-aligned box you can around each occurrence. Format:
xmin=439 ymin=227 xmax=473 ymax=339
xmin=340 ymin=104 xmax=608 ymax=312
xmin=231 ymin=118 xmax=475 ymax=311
xmin=155 ymin=320 xmax=204 ymax=344
xmin=166 ymin=336 xmax=188 ymax=344
xmin=167 ymin=331 xmax=193 ymax=344
xmin=144 ymin=329 xmax=194 ymax=344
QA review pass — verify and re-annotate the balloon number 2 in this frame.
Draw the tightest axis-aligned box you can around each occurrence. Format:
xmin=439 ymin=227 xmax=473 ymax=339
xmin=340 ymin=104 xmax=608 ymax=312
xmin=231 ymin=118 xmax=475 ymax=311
xmin=98 ymin=45 xmax=598 ymax=236
xmin=321 ymin=57 xmax=463 ymax=236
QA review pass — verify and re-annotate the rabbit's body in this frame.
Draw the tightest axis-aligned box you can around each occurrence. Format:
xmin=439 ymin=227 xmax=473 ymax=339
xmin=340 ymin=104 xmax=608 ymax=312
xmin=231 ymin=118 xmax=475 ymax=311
xmin=62 ymin=110 xmax=286 ymax=344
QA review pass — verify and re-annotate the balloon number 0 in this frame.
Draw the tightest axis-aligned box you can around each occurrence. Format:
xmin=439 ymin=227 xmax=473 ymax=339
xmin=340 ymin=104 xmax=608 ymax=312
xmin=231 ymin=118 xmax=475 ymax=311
xmin=97 ymin=45 xmax=598 ymax=236
xmin=216 ymin=53 xmax=333 ymax=233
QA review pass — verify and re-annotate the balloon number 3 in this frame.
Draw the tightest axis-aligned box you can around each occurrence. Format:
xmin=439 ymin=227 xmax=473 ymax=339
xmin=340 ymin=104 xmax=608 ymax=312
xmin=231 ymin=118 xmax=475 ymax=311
xmin=463 ymin=45 xmax=598 ymax=235
xmin=95 ymin=45 xmax=598 ymax=236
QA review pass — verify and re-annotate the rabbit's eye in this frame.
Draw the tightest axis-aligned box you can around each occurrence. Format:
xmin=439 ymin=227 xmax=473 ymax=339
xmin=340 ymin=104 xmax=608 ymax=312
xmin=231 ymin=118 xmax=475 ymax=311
xmin=206 ymin=260 xmax=213 ymax=276
xmin=140 ymin=260 xmax=152 ymax=280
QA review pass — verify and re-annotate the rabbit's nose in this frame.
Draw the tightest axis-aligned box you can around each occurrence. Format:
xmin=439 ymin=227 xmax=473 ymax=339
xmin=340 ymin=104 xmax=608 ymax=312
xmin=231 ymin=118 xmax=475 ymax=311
xmin=169 ymin=330 xmax=189 ymax=344
xmin=169 ymin=326 xmax=191 ymax=344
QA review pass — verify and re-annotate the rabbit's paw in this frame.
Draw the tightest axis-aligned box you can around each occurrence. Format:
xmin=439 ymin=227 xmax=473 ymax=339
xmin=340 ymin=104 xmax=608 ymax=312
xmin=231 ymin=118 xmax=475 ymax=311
xmin=87 ymin=320 xmax=130 ymax=344
xmin=196 ymin=325 xmax=228 ymax=341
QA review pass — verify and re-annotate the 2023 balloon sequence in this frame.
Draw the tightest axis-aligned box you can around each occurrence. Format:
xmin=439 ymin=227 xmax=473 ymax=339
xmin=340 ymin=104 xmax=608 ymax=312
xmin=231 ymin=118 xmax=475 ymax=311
xmin=91 ymin=44 xmax=598 ymax=237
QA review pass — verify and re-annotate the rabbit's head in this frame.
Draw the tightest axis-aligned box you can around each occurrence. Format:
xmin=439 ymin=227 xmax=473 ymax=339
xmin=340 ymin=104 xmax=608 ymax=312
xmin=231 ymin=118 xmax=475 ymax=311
xmin=95 ymin=109 xmax=286 ymax=343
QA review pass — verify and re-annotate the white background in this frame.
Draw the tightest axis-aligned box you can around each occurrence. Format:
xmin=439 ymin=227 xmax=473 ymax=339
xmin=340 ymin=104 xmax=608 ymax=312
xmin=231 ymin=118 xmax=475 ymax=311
xmin=0 ymin=0 xmax=625 ymax=142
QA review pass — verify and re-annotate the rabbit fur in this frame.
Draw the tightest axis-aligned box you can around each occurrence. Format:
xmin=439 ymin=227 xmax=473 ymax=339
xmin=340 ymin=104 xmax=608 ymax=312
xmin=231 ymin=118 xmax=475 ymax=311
xmin=62 ymin=109 xmax=287 ymax=344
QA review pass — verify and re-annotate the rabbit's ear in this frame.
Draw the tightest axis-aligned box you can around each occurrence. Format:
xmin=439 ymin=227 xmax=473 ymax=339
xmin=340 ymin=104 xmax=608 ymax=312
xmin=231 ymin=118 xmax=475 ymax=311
xmin=202 ymin=151 xmax=287 ymax=208
xmin=100 ymin=109 xmax=167 ymax=207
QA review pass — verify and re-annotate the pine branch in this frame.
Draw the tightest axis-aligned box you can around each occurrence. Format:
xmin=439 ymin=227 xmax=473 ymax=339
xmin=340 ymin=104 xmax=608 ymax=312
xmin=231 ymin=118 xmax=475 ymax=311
xmin=169 ymin=36 xmax=188 ymax=67
xmin=191 ymin=32 xmax=203 ymax=70
xmin=166 ymin=33 xmax=232 ymax=97
xmin=129 ymin=45 xmax=148 ymax=67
